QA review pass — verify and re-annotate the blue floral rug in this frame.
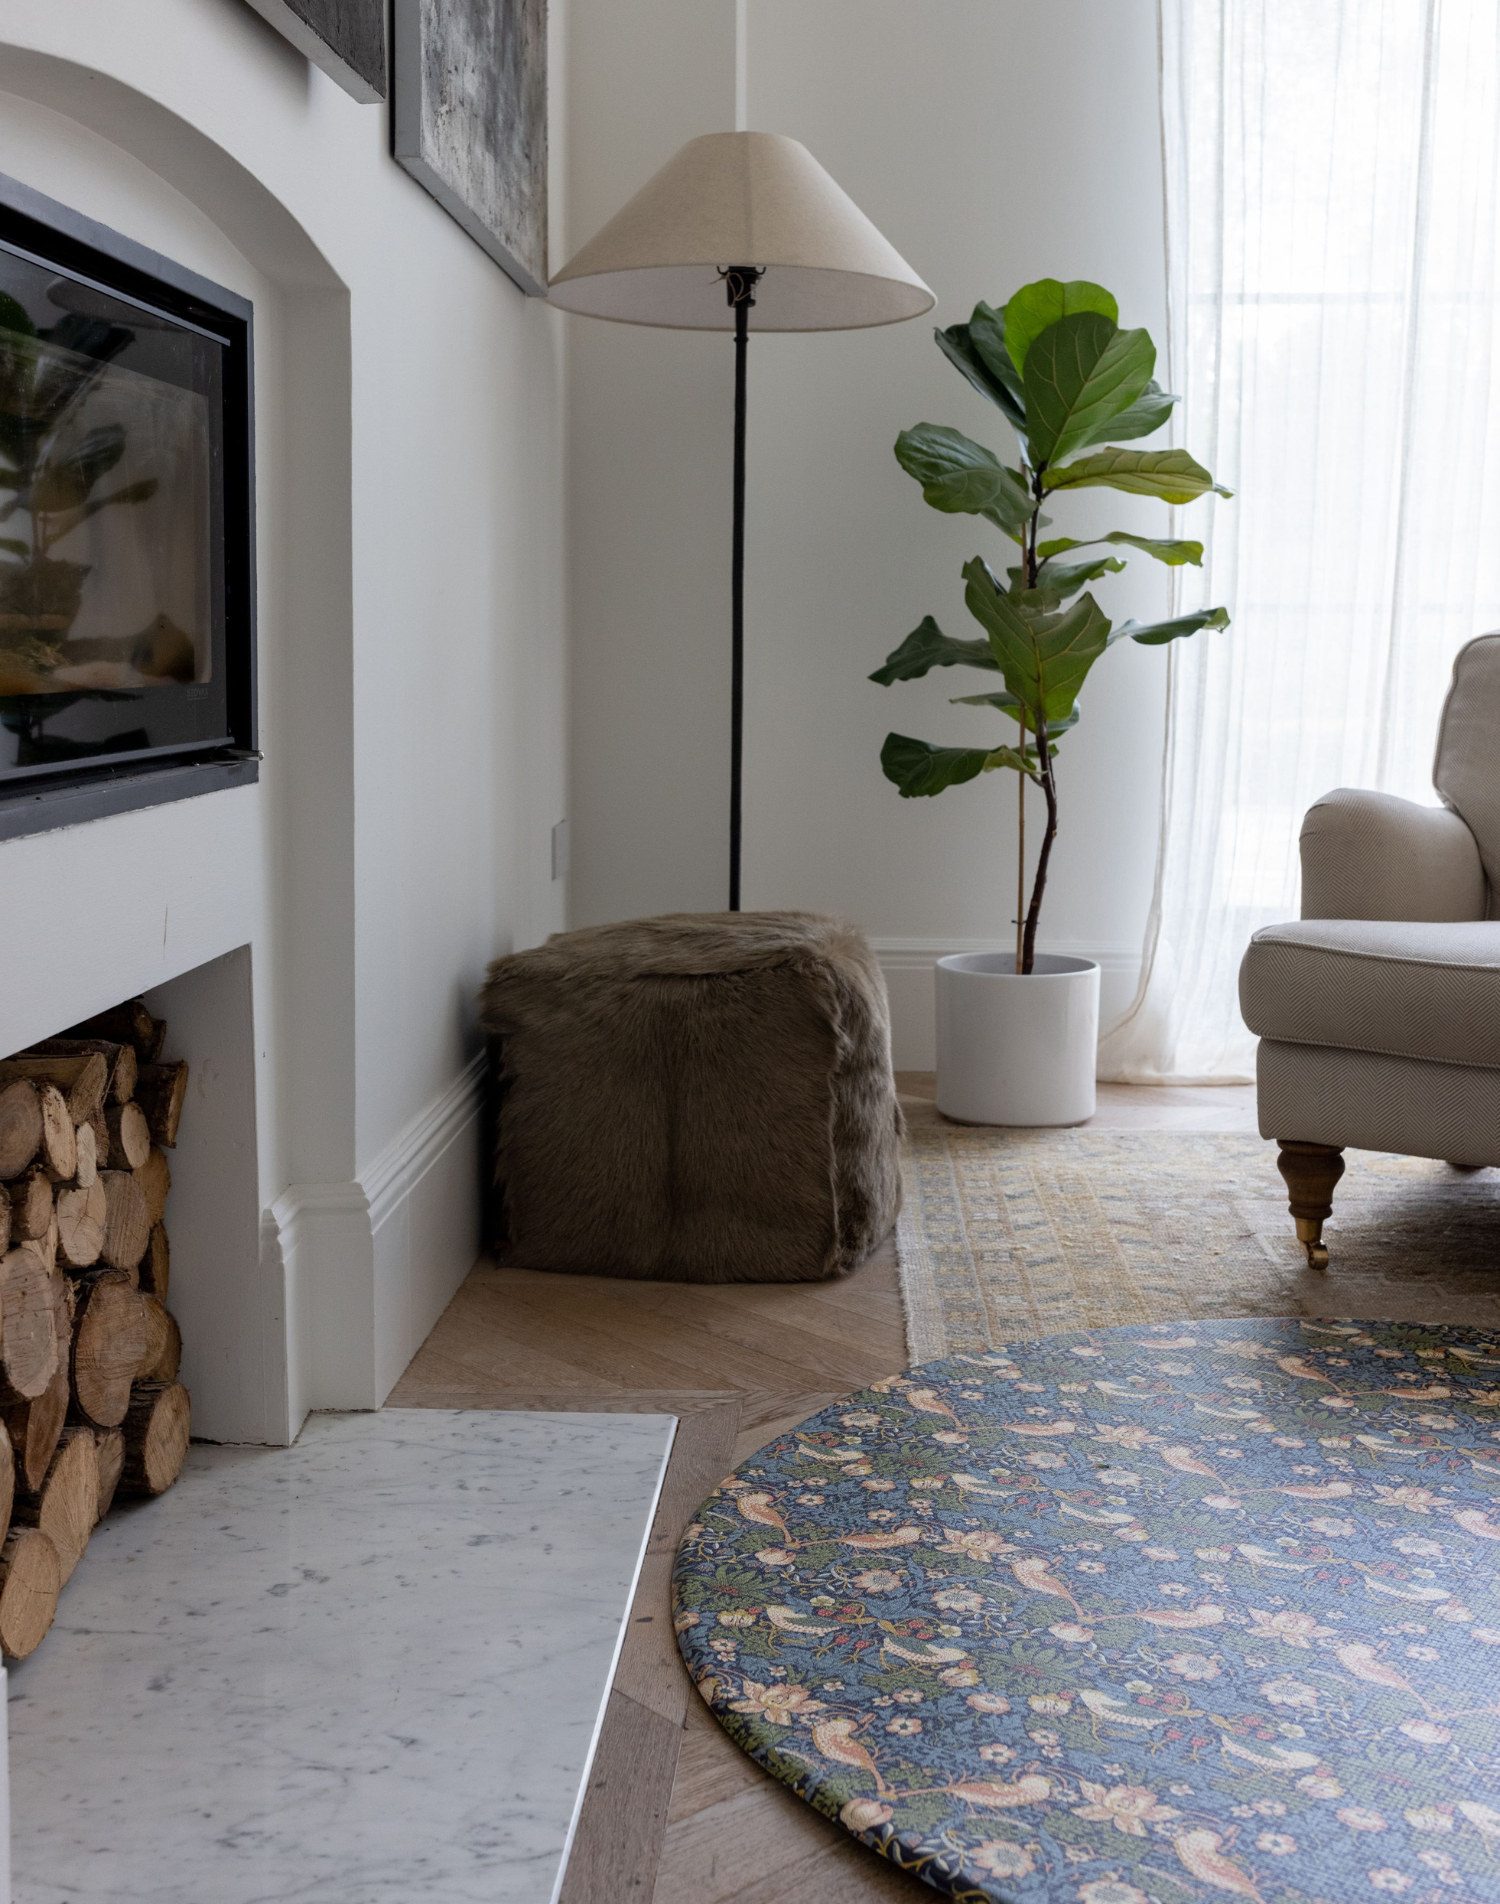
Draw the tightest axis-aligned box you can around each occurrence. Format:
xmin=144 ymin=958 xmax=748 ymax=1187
xmin=673 ymin=1318 xmax=1500 ymax=1902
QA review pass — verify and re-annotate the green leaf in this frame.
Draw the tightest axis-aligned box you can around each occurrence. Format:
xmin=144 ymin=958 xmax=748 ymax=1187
xmin=1002 ymin=279 xmax=1118 ymax=376
xmin=869 ymin=614 xmax=998 ymax=685
xmin=894 ymin=424 xmax=1034 ymax=534
xmin=981 ymin=745 xmax=1038 ymax=775
xmin=881 ymin=732 xmax=1014 ymax=798
xmin=1023 ymin=314 xmax=1156 ymax=467
xmin=967 ymin=304 xmax=1027 ymax=412
xmin=1110 ymin=604 xmax=1231 ymax=646
xmin=950 ymin=692 xmax=1078 ymax=760
xmin=0 ymin=536 xmax=27 ymax=557
xmin=934 ymin=323 xmax=1025 ymax=432
xmin=1102 ymin=532 xmax=1203 ymax=566
xmin=950 ymin=690 xmax=1081 ymax=737
xmin=1072 ymin=379 xmax=1176 ymax=448
xmin=1034 ymin=553 xmax=1127 ymax=597
xmin=1042 ymin=447 xmax=1232 ymax=501
xmin=1037 ymin=532 xmax=1203 ymax=567
xmin=962 ymin=562 xmax=1113 ymax=722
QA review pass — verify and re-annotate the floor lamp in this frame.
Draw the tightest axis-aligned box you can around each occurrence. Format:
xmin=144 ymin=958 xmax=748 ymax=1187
xmin=549 ymin=132 xmax=933 ymax=911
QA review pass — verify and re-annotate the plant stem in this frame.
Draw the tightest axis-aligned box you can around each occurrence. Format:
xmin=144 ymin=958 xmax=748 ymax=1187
xmin=1015 ymin=710 xmax=1025 ymax=974
xmin=1020 ymin=720 xmax=1057 ymax=975
xmin=1017 ymin=465 xmax=1055 ymax=976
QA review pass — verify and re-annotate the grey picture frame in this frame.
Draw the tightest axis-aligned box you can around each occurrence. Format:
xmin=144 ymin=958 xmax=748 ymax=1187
xmin=241 ymin=0 xmax=387 ymax=103
xmin=392 ymin=0 xmax=548 ymax=298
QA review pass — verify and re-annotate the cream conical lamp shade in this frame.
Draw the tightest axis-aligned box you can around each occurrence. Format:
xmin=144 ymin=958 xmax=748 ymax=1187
xmin=549 ymin=131 xmax=934 ymax=330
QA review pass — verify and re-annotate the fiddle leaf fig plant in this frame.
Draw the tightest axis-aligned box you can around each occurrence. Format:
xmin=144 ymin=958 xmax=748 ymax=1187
xmin=873 ymin=278 xmax=1231 ymax=974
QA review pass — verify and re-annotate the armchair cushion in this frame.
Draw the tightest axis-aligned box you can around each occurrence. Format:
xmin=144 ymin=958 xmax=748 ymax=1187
xmin=1241 ymin=918 xmax=1500 ymax=1068
xmin=1300 ymin=788 xmax=1486 ymax=922
xmin=1255 ymin=1041 xmax=1500 ymax=1166
xmin=1434 ymin=631 xmax=1500 ymax=900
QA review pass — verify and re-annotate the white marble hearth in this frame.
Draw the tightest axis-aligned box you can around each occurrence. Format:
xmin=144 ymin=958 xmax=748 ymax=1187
xmin=6 ymin=1409 xmax=675 ymax=1904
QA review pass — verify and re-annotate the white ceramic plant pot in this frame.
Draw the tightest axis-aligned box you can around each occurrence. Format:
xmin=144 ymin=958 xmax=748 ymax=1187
xmin=935 ymin=952 xmax=1100 ymax=1126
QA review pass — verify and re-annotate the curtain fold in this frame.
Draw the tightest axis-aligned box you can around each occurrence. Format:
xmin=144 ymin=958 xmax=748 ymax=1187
xmin=1101 ymin=0 xmax=1500 ymax=1083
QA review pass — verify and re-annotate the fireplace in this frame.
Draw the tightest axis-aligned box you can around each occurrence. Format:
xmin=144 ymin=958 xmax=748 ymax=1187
xmin=0 ymin=172 xmax=255 ymax=840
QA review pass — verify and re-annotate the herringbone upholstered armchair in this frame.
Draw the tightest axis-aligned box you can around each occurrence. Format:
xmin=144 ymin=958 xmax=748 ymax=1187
xmin=1239 ymin=632 xmax=1500 ymax=1266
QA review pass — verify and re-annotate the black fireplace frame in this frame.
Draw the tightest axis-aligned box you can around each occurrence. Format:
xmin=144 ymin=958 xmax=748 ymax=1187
xmin=0 ymin=170 xmax=257 ymax=842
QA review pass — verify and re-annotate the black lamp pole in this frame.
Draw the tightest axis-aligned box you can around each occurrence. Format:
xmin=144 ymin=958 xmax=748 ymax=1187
xmin=722 ymin=265 xmax=763 ymax=912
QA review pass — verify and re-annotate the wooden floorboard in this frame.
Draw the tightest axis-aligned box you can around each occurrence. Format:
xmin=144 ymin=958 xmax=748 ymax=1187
xmin=559 ymin=1689 xmax=680 ymax=1904
xmin=387 ymin=1079 xmax=1249 ymax=1902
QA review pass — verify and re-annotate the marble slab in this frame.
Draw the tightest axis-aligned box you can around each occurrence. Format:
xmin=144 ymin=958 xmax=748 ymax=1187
xmin=7 ymin=1409 xmax=675 ymax=1904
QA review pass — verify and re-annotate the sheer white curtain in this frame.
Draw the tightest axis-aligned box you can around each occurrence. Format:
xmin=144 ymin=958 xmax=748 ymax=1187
xmin=1101 ymin=0 xmax=1500 ymax=1083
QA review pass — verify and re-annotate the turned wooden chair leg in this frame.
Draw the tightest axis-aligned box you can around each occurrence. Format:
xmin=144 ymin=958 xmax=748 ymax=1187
xmin=1275 ymin=1140 xmax=1345 ymax=1270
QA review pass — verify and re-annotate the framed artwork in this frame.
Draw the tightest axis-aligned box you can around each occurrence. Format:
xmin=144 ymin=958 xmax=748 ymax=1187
xmin=241 ymin=0 xmax=387 ymax=102
xmin=392 ymin=0 xmax=548 ymax=298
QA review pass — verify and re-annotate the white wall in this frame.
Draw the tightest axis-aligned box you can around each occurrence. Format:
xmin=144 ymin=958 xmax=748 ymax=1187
xmin=0 ymin=0 xmax=569 ymax=1433
xmin=565 ymin=0 xmax=738 ymax=921
xmin=564 ymin=0 xmax=1178 ymax=1064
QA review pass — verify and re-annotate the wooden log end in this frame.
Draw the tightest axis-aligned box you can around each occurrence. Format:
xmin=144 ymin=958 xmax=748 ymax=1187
xmin=143 ymin=1303 xmax=181 ymax=1385
xmin=73 ymin=1117 xmax=98 ymax=1190
xmin=98 ymin=1171 xmax=150 ymax=1274
xmin=105 ymin=1100 xmax=151 ymax=1172
xmin=37 ymin=1083 xmax=77 ymax=1182
xmin=0 ymin=1526 xmax=60 ymax=1658
xmin=0 ymin=1244 xmax=60 ymax=1403
xmin=120 ymin=1382 xmax=190 ymax=1497
xmin=15 ymin=1426 xmax=97 ymax=1585
xmin=136 ymin=1150 xmax=171 ymax=1230
xmin=7 ymin=1166 xmax=51 ymax=1242
xmin=6 ymin=1359 xmax=69 ymax=1496
xmin=55 ymin=1180 xmax=106 ymax=1271
xmin=28 ymin=1040 xmax=137 ymax=1107
xmin=70 ymin=1270 xmax=152 ymax=1428
xmin=135 ymin=1062 xmax=189 ymax=1150
xmin=94 ymin=1428 xmax=125 ymax=1521
xmin=0 ymin=1056 xmax=107 ymax=1127
xmin=0 ymin=1079 xmax=42 ymax=1182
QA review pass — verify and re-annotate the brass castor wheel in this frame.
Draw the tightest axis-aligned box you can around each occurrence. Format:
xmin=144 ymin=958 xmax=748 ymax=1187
xmin=1277 ymin=1142 xmax=1344 ymax=1277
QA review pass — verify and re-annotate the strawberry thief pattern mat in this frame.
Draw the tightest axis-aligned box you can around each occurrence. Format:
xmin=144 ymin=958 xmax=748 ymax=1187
xmin=672 ymin=1318 xmax=1500 ymax=1902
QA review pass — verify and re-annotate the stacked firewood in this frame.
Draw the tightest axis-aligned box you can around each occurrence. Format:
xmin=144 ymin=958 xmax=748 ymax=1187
xmin=0 ymin=999 xmax=191 ymax=1661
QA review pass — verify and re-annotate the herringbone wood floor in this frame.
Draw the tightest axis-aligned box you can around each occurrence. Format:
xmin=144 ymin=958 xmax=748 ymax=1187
xmin=386 ymin=1078 xmax=1259 ymax=1903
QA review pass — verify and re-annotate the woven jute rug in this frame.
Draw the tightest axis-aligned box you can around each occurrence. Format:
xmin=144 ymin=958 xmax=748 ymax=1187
xmin=896 ymin=1098 xmax=1500 ymax=1361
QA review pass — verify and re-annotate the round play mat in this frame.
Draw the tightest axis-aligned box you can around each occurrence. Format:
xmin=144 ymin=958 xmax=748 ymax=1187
xmin=673 ymin=1319 xmax=1500 ymax=1902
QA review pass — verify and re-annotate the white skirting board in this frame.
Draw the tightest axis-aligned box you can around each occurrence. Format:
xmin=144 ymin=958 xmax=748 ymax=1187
xmin=266 ymin=1054 xmax=486 ymax=1427
xmin=7 ymin=1410 xmax=674 ymax=1904
xmin=872 ymin=938 xmax=1142 ymax=1072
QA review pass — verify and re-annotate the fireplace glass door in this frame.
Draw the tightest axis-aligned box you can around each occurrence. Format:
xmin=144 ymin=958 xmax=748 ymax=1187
xmin=0 ymin=213 xmax=247 ymax=792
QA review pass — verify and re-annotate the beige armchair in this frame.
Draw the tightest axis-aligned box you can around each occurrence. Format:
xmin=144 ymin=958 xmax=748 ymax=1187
xmin=1239 ymin=632 xmax=1500 ymax=1266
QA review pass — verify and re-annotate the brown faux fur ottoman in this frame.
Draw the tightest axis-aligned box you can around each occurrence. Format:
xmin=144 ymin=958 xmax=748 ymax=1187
xmin=478 ymin=912 xmax=902 ymax=1282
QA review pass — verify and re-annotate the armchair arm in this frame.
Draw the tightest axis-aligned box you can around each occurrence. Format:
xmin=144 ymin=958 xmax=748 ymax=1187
xmin=1300 ymin=788 xmax=1487 ymax=921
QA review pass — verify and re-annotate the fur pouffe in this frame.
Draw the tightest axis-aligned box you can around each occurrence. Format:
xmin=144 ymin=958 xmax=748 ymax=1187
xmin=478 ymin=912 xmax=902 ymax=1282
